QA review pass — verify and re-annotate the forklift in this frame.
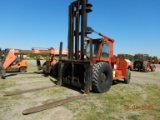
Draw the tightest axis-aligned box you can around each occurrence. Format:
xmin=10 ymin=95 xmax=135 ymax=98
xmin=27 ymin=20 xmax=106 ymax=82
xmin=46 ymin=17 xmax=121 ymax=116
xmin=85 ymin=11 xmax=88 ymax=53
xmin=58 ymin=0 xmax=130 ymax=94
xmin=7 ymin=0 xmax=131 ymax=115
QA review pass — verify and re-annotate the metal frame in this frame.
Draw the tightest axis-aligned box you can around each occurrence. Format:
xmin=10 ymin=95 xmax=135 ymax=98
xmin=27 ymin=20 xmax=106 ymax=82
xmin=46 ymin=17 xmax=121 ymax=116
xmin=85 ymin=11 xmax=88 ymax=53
xmin=58 ymin=0 xmax=93 ymax=94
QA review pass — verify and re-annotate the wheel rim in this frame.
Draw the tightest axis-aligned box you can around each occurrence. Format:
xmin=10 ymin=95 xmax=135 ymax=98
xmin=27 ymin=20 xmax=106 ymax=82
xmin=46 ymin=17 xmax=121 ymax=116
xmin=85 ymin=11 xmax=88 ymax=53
xmin=100 ymin=72 xmax=108 ymax=85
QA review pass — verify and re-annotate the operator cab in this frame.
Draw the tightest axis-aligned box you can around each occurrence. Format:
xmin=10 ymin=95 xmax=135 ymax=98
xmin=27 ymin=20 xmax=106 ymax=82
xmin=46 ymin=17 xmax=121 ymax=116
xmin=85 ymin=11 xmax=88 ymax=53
xmin=86 ymin=38 xmax=111 ymax=59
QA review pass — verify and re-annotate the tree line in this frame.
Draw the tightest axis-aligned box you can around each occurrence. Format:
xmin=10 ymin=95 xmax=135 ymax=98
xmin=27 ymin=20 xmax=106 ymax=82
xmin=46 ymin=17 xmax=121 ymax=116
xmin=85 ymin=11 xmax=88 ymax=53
xmin=116 ymin=54 xmax=159 ymax=61
xmin=24 ymin=53 xmax=159 ymax=60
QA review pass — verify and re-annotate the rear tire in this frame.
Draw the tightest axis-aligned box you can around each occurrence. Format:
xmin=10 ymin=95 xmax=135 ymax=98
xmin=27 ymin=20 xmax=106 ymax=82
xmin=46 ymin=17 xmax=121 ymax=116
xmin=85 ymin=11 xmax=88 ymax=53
xmin=52 ymin=63 xmax=59 ymax=77
xmin=92 ymin=62 xmax=113 ymax=93
xmin=143 ymin=62 xmax=149 ymax=72
xmin=150 ymin=64 xmax=156 ymax=72
xmin=19 ymin=67 xmax=26 ymax=73
xmin=42 ymin=62 xmax=46 ymax=73
xmin=62 ymin=63 xmax=72 ymax=85
xmin=124 ymin=69 xmax=131 ymax=84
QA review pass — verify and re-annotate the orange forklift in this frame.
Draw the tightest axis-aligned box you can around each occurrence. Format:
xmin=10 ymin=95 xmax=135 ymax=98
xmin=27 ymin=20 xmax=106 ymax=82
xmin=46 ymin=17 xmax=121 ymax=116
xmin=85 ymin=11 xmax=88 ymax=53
xmin=0 ymin=49 xmax=32 ymax=79
xmin=57 ymin=0 xmax=131 ymax=94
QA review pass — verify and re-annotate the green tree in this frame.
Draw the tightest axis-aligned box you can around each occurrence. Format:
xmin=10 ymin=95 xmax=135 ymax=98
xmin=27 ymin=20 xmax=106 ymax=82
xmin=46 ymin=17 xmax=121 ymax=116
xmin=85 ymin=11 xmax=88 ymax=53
xmin=148 ymin=56 xmax=152 ymax=60
xmin=128 ymin=55 xmax=134 ymax=61
xmin=152 ymin=56 xmax=158 ymax=60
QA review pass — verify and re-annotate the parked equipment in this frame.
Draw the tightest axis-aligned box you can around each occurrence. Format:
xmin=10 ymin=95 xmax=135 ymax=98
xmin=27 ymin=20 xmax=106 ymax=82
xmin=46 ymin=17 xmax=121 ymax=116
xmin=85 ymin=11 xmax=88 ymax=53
xmin=148 ymin=59 xmax=160 ymax=64
xmin=33 ymin=48 xmax=68 ymax=77
xmin=0 ymin=47 xmax=66 ymax=79
xmin=117 ymin=54 xmax=134 ymax=70
xmin=0 ymin=49 xmax=31 ymax=79
xmin=133 ymin=54 xmax=156 ymax=72
xmin=6 ymin=0 xmax=131 ymax=115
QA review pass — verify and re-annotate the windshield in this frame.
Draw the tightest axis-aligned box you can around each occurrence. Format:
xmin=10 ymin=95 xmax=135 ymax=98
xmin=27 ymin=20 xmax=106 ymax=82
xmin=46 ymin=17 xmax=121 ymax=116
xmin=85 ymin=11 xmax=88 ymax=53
xmin=86 ymin=43 xmax=100 ymax=58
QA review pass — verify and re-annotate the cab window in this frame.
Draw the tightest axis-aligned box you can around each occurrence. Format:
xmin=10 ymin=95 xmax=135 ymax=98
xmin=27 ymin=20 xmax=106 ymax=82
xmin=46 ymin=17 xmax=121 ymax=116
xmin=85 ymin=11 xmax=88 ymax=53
xmin=102 ymin=44 xmax=110 ymax=58
xmin=86 ymin=43 xmax=99 ymax=57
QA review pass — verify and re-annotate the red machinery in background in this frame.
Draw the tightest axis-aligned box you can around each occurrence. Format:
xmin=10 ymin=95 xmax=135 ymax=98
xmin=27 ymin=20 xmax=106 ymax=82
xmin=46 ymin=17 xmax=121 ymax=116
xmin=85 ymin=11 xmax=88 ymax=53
xmin=33 ymin=48 xmax=68 ymax=77
xmin=133 ymin=54 xmax=156 ymax=72
xmin=0 ymin=48 xmax=67 ymax=79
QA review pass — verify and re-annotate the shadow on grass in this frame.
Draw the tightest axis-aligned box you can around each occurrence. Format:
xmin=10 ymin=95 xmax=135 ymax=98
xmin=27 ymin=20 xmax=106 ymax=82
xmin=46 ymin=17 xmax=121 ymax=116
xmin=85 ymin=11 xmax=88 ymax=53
xmin=5 ymin=73 xmax=17 ymax=77
xmin=5 ymin=71 xmax=44 ymax=78
xmin=49 ymin=78 xmax=84 ymax=94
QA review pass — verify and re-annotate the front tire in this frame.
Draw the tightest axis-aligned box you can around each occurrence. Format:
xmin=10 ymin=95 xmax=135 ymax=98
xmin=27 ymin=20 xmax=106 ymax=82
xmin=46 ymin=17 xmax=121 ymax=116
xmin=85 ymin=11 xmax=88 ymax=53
xmin=124 ymin=69 xmax=131 ymax=84
xmin=92 ymin=62 xmax=113 ymax=93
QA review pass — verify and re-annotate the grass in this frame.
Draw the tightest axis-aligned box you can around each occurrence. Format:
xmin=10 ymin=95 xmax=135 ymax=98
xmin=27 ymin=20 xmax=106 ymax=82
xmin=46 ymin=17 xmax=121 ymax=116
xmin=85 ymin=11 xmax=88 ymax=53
xmin=41 ymin=87 xmax=69 ymax=104
xmin=63 ymin=83 xmax=160 ymax=120
xmin=0 ymin=91 xmax=25 ymax=117
xmin=0 ymin=80 xmax=16 ymax=91
xmin=0 ymin=62 xmax=160 ymax=120
xmin=149 ymin=72 xmax=160 ymax=76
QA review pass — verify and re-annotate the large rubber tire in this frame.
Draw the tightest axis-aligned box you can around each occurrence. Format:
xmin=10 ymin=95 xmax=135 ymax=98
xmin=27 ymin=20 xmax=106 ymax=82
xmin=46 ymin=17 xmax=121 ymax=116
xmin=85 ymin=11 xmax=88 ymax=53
xmin=143 ymin=64 xmax=147 ymax=72
xmin=19 ymin=67 xmax=26 ymax=73
xmin=36 ymin=59 xmax=41 ymax=70
xmin=92 ymin=62 xmax=113 ymax=93
xmin=42 ymin=62 xmax=46 ymax=73
xmin=52 ymin=63 xmax=59 ymax=77
xmin=143 ymin=62 xmax=149 ymax=72
xmin=124 ymin=69 xmax=131 ymax=84
xmin=62 ymin=64 xmax=71 ymax=77
xmin=150 ymin=64 xmax=156 ymax=72
xmin=62 ymin=63 xmax=72 ymax=85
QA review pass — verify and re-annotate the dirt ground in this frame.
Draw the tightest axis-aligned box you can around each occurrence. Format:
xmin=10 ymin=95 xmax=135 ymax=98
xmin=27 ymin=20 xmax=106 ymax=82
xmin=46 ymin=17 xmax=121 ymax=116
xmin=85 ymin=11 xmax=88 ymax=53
xmin=0 ymin=60 xmax=160 ymax=120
